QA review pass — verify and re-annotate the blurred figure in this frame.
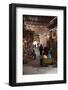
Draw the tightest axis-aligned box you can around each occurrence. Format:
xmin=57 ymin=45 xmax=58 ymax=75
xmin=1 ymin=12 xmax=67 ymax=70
xmin=39 ymin=44 xmax=43 ymax=55
xmin=43 ymin=46 xmax=49 ymax=56
xmin=33 ymin=45 xmax=36 ymax=60
xmin=35 ymin=45 xmax=40 ymax=65
xmin=39 ymin=44 xmax=43 ymax=66
xmin=43 ymin=38 xmax=50 ymax=56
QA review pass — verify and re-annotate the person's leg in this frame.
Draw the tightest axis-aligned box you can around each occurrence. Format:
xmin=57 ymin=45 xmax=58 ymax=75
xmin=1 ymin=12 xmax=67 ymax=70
xmin=40 ymin=59 xmax=43 ymax=66
xmin=40 ymin=59 xmax=41 ymax=66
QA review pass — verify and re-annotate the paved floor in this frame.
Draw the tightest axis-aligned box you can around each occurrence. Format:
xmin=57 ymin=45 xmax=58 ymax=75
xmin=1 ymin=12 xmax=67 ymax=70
xmin=23 ymin=65 xmax=57 ymax=75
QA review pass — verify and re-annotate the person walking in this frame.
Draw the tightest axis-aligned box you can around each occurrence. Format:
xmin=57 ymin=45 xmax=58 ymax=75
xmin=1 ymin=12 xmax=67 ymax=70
xmin=34 ymin=45 xmax=40 ymax=65
xmin=39 ymin=44 xmax=43 ymax=66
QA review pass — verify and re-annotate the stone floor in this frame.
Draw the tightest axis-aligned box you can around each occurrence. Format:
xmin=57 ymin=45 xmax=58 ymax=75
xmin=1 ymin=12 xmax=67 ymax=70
xmin=23 ymin=64 xmax=57 ymax=75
